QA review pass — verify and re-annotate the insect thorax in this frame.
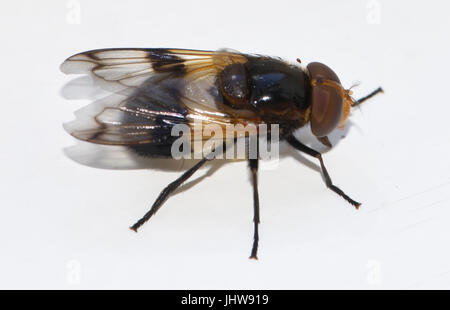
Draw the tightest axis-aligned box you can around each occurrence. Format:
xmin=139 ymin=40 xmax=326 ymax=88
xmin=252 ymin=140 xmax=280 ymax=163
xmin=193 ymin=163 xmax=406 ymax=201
xmin=218 ymin=56 xmax=311 ymax=134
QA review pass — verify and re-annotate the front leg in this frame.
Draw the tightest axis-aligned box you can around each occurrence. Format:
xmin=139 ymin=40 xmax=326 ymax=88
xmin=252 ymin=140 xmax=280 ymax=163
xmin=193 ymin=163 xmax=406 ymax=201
xmin=286 ymin=135 xmax=361 ymax=208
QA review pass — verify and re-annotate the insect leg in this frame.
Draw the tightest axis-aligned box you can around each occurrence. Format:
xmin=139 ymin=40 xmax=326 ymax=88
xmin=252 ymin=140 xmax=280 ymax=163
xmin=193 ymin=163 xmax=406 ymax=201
xmin=286 ymin=135 xmax=361 ymax=208
xmin=130 ymin=156 xmax=212 ymax=232
xmin=352 ymin=87 xmax=383 ymax=107
xmin=249 ymin=158 xmax=260 ymax=260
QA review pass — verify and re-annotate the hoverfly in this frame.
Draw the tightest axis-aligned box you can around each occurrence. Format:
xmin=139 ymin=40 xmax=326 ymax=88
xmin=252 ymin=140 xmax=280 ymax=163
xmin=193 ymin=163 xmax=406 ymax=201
xmin=61 ymin=48 xmax=382 ymax=259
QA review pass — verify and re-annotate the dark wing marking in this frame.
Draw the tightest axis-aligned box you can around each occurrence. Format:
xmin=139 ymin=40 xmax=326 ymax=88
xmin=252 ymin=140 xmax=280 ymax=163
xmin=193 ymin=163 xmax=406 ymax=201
xmin=62 ymin=49 xmax=262 ymax=150
xmin=61 ymin=48 xmax=239 ymax=91
xmin=64 ymin=90 xmax=187 ymax=146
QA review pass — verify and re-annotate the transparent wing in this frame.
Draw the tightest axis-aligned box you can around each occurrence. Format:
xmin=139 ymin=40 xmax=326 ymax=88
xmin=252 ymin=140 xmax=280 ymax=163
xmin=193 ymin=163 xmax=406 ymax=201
xmin=61 ymin=48 xmax=244 ymax=91
xmin=62 ymin=48 xmax=261 ymax=149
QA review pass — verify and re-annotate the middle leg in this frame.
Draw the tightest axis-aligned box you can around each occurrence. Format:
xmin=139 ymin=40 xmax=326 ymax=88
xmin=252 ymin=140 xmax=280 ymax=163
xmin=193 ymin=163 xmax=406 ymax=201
xmin=249 ymin=158 xmax=260 ymax=259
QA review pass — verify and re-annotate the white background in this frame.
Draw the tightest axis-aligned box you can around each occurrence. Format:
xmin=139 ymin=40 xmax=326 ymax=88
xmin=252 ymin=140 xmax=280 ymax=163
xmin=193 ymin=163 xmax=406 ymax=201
xmin=1 ymin=0 xmax=450 ymax=289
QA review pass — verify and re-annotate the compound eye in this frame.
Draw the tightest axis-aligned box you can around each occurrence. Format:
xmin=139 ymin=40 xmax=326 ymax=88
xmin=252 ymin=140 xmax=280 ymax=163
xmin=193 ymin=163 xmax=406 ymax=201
xmin=307 ymin=62 xmax=344 ymax=137
xmin=310 ymin=84 xmax=343 ymax=137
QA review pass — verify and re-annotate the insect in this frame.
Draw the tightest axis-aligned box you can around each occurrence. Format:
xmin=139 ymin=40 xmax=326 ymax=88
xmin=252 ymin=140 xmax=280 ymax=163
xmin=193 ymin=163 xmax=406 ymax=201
xmin=61 ymin=48 xmax=383 ymax=259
